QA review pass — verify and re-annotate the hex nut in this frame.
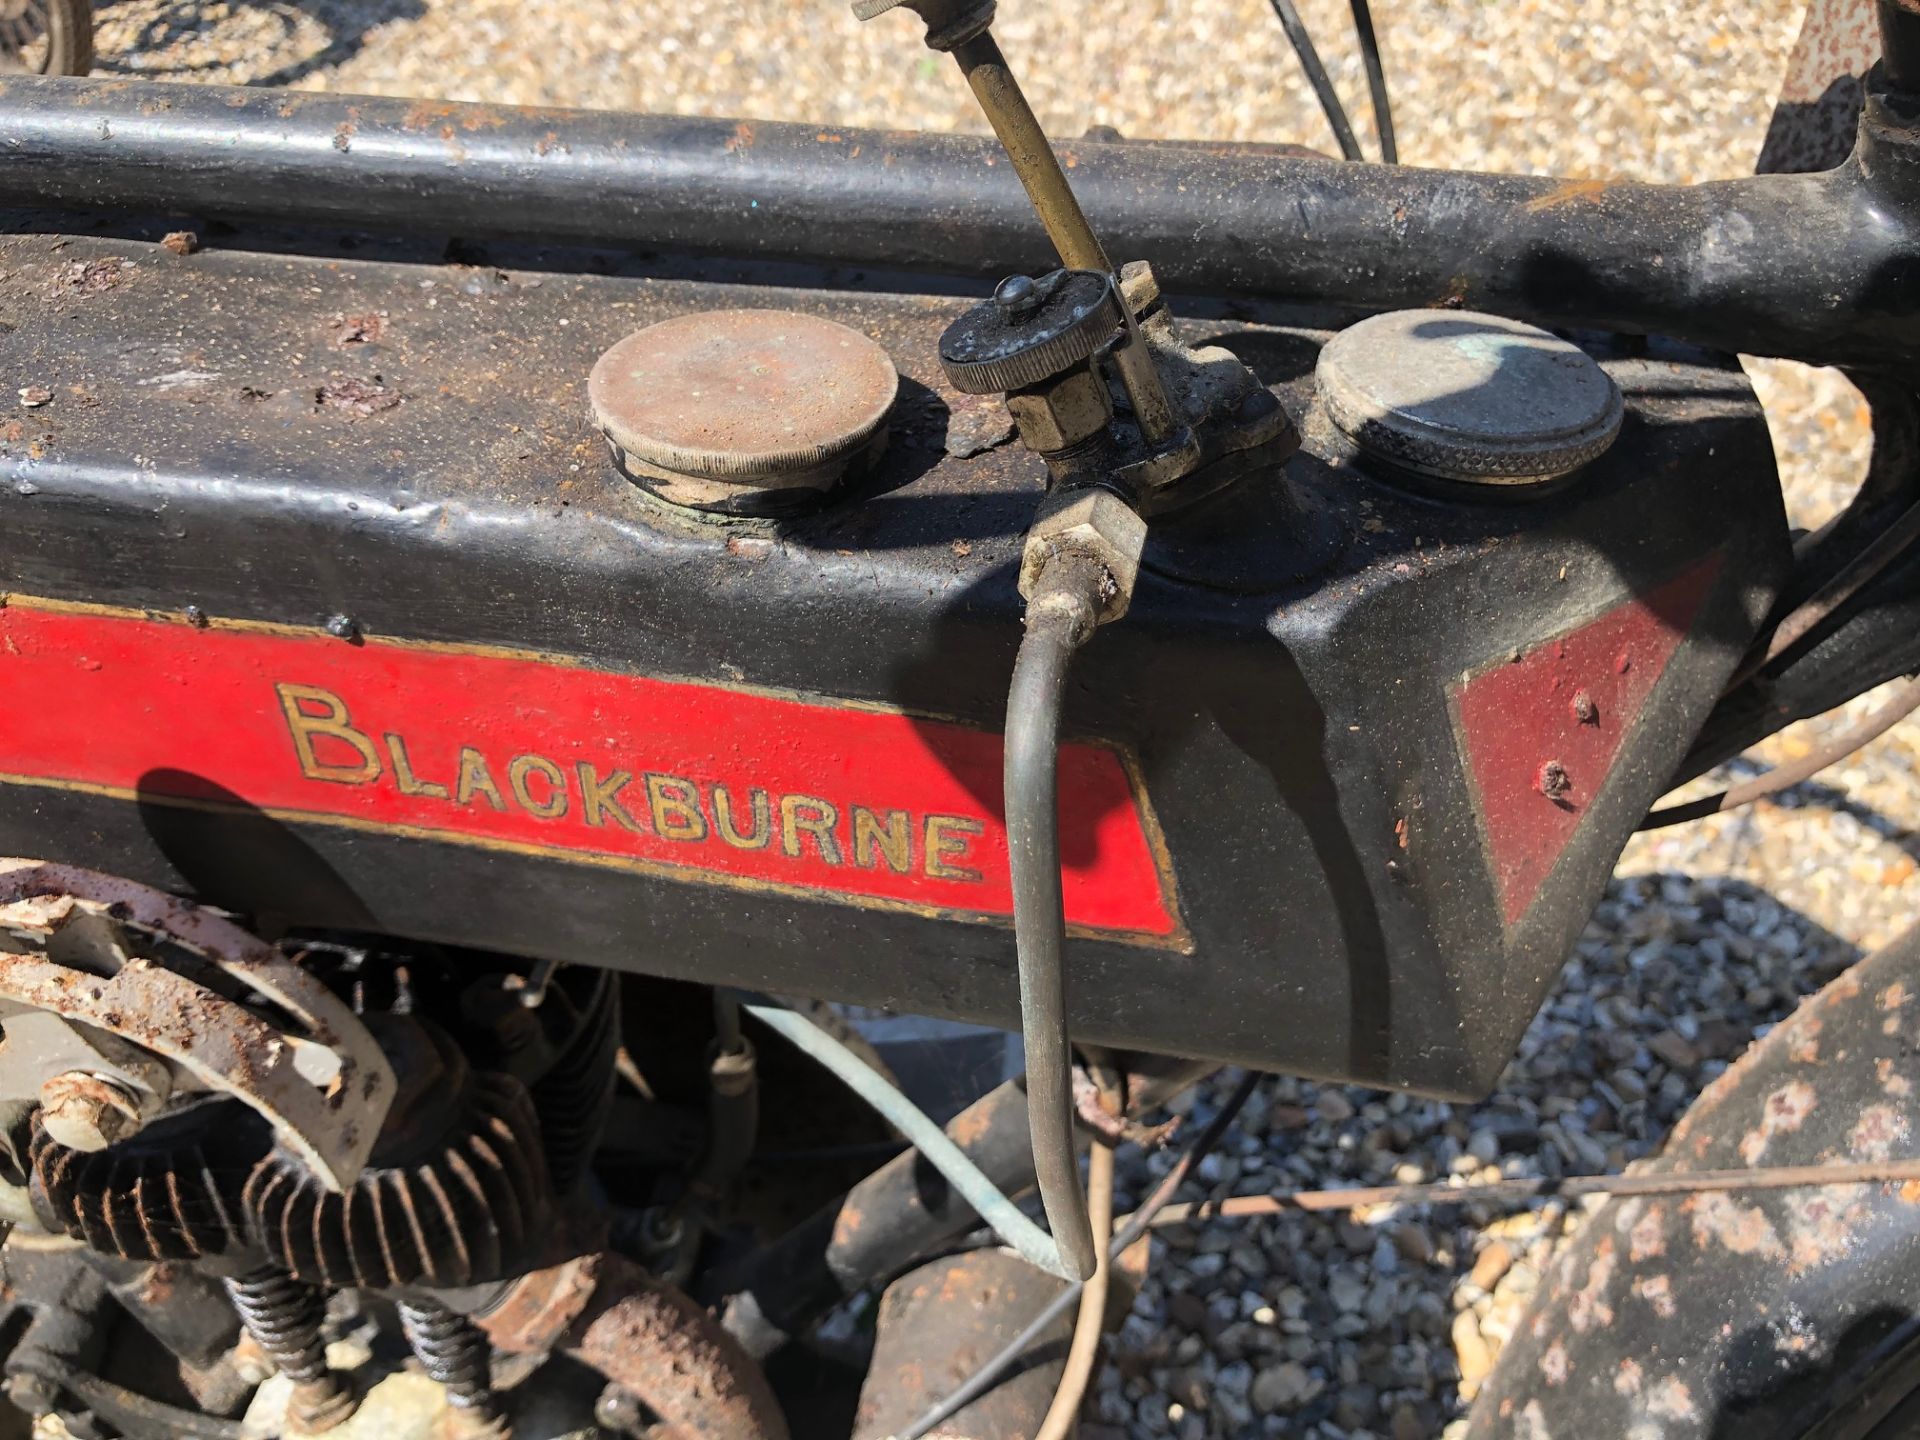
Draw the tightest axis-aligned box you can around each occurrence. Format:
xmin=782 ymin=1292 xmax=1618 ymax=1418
xmin=1019 ymin=488 xmax=1148 ymax=623
xmin=39 ymin=1071 xmax=145 ymax=1151
xmin=1004 ymin=368 xmax=1113 ymax=455
xmin=1121 ymin=263 xmax=1159 ymax=326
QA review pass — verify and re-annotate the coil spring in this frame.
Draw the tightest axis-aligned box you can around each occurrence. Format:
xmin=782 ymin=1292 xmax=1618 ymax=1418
xmin=396 ymin=1298 xmax=499 ymax=1420
xmin=224 ymin=1268 xmax=331 ymax=1383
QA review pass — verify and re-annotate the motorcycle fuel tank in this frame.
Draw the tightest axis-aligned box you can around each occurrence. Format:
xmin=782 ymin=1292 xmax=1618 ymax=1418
xmin=0 ymin=221 xmax=1789 ymax=1097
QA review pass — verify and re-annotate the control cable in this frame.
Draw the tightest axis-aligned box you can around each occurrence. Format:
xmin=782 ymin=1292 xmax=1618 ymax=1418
xmin=743 ymin=1000 xmax=1084 ymax=1281
xmin=1641 ymin=674 xmax=1920 ymax=830
xmin=1265 ymin=0 xmax=1365 ymax=160
xmin=893 ymin=1070 xmax=1266 ymax=1440
xmin=1349 ymin=0 xmax=1397 ymax=161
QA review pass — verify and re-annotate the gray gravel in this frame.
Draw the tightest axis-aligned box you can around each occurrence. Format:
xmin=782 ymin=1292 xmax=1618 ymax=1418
xmin=55 ymin=2 xmax=1920 ymax=1436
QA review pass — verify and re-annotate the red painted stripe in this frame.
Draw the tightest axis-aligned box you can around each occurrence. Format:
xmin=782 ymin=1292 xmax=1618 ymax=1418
xmin=0 ymin=602 xmax=1179 ymax=940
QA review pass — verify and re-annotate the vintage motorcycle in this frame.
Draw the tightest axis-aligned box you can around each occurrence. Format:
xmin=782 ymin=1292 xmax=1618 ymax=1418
xmin=0 ymin=0 xmax=1915 ymax=1434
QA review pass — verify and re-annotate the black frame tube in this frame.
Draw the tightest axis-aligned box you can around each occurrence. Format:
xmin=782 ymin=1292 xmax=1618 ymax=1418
xmin=1883 ymin=0 xmax=1920 ymax=94
xmin=0 ymin=77 xmax=1914 ymax=370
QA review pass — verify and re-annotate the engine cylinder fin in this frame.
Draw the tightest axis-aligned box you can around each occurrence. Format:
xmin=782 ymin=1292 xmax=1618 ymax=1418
xmin=248 ymin=1071 xmax=550 ymax=1290
xmin=31 ymin=1106 xmax=263 ymax=1262
xmin=529 ymin=973 xmax=619 ymax=1197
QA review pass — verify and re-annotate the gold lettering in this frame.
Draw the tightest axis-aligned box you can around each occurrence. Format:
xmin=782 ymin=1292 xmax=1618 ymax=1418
xmin=455 ymin=747 xmax=507 ymax=811
xmin=276 ymin=683 xmax=381 ymax=785
xmin=925 ymin=815 xmax=985 ymax=883
xmin=852 ymin=807 xmax=912 ymax=874
xmin=384 ymin=733 xmax=449 ymax=799
xmin=645 ymin=774 xmax=708 ymax=842
xmin=577 ymin=764 xmax=642 ymax=832
xmin=712 ymin=785 xmax=772 ymax=850
xmin=509 ymin=753 xmax=569 ymax=819
xmin=780 ymin=795 xmax=842 ymax=865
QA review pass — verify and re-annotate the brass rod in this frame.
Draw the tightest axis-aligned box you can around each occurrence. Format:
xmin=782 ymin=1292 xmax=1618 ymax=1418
xmin=950 ymin=32 xmax=1110 ymax=273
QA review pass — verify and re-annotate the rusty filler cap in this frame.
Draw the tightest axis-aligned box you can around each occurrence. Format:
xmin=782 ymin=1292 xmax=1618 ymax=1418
xmin=589 ymin=309 xmax=899 ymax=514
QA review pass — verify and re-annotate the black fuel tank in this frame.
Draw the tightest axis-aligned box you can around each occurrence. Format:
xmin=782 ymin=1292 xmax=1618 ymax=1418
xmin=0 ymin=226 xmax=1789 ymax=1096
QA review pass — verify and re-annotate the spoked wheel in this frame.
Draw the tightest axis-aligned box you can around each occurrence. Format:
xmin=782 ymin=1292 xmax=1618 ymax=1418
xmin=0 ymin=0 xmax=93 ymax=75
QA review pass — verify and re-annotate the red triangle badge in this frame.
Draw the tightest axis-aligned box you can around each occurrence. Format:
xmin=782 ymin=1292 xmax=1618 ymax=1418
xmin=1452 ymin=557 xmax=1721 ymax=927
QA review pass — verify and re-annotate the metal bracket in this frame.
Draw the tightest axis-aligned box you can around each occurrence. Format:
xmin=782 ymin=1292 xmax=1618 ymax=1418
xmin=0 ymin=860 xmax=396 ymax=1191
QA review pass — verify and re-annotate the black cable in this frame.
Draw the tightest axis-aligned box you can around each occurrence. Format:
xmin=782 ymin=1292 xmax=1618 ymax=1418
xmin=1265 ymin=0 xmax=1366 ymax=161
xmin=896 ymin=1069 xmax=1266 ymax=1440
xmin=1348 ymin=0 xmax=1397 ymax=162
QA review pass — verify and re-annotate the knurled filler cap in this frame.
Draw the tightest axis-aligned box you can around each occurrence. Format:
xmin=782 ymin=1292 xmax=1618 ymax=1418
xmin=590 ymin=309 xmax=899 ymax=514
xmin=1314 ymin=310 xmax=1625 ymax=487
xmin=939 ymin=270 xmax=1124 ymax=396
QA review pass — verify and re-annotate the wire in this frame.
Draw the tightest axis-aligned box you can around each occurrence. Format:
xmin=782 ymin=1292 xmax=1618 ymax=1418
xmin=1348 ymin=0 xmax=1397 ymax=162
xmin=1129 ymin=1154 xmax=1920 ymax=1227
xmin=1265 ymin=0 xmax=1366 ymax=162
xmin=894 ymin=1070 xmax=1265 ymax=1440
xmin=1004 ymin=573 xmax=1104 ymax=1284
xmin=1034 ymin=1139 xmax=1114 ymax=1440
xmin=1728 ymin=493 xmax=1920 ymax=691
xmin=1640 ymin=675 xmax=1920 ymax=830
xmin=742 ymin=1001 xmax=1082 ymax=1281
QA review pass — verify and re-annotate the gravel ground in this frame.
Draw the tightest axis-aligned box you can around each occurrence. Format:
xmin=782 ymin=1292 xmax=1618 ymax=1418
xmin=65 ymin=2 xmax=1920 ymax=1437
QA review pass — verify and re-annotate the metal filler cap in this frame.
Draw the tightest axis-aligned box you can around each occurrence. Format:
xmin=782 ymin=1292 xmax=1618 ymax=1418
xmin=590 ymin=309 xmax=898 ymax=514
xmin=1315 ymin=310 xmax=1624 ymax=487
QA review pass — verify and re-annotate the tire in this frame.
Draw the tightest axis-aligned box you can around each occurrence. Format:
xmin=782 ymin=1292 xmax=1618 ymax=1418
xmin=0 ymin=0 xmax=93 ymax=76
xmin=1466 ymin=927 xmax=1920 ymax=1439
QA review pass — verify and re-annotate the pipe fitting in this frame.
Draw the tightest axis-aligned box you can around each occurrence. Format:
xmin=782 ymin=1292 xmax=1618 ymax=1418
xmin=1018 ymin=489 xmax=1148 ymax=625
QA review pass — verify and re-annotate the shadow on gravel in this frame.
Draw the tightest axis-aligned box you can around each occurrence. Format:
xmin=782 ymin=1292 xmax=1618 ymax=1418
xmin=91 ymin=0 xmax=426 ymax=86
xmin=1108 ymin=872 xmax=1860 ymax=1439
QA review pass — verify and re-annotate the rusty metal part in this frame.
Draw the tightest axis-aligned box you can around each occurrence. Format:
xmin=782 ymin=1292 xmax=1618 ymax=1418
xmin=477 ymin=1251 xmax=788 ymax=1440
xmin=1468 ymin=925 xmax=1920 ymax=1438
xmin=245 ymin=1019 xmax=553 ymax=1289
xmin=1642 ymin=674 xmax=1920 ymax=830
xmin=36 ymin=1071 xmax=143 ymax=1151
xmin=712 ymin=1077 xmax=1044 ymax=1355
xmin=851 ymin=1249 xmax=1075 ymax=1440
xmin=588 ymin=310 xmax=898 ymax=514
xmin=1074 ymin=1066 xmax=1178 ymax=1148
xmin=0 ymin=859 xmax=395 ymax=1190
xmin=225 ymin=1267 xmax=359 ymax=1433
xmin=933 ymin=25 xmax=1179 ymax=446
